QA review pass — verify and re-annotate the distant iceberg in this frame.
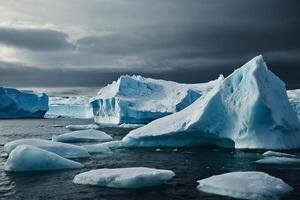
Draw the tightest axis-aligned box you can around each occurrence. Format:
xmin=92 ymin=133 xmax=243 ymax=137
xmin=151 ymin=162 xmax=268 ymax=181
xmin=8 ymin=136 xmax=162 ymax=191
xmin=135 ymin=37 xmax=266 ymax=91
xmin=5 ymin=145 xmax=83 ymax=172
xmin=122 ymin=55 xmax=300 ymax=150
xmin=91 ymin=74 xmax=223 ymax=124
xmin=73 ymin=167 xmax=175 ymax=188
xmin=0 ymin=87 xmax=48 ymax=118
xmin=197 ymin=171 xmax=293 ymax=200
xmin=4 ymin=138 xmax=90 ymax=159
xmin=45 ymin=95 xmax=93 ymax=119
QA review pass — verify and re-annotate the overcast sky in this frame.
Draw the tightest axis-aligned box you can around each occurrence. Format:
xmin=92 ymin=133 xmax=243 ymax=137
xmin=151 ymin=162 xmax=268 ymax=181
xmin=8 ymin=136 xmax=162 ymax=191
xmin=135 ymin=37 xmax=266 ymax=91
xmin=0 ymin=0 xmax=299 ymax=88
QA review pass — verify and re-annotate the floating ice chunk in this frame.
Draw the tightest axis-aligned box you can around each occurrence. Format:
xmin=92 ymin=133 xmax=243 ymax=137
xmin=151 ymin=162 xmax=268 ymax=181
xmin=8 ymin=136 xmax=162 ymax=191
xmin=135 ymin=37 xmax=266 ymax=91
xmin=83 ymin=141 xmax=123 ymax=153
xmin=82 ymin=143 xmax=112 ymax=153
xmin=66 ymin=124 xmax=101 ymax=131
xmin=256 ymin=157 xmax=300 ymax=165
xmin=52 ymin=129 xmax=113 ymax=143
xmin=91 ymin=74 xmax=223 ymax=124
xmin=0 ymin=87 xmax=48 ymax=118
xmin=4 ymin=139 xmax=90 ymax=159
xmin=66 ymin=123 xmax=143 ymax=131
xmin=118 ymin=123 xmax=144 ymax=128
xmin=197 ymin=171 xmax=293 ymax=200
xmin=73 ymin=167 xmax=175 ymax=188
xmin=5 ymin=145 xmax=83 ymax=172
xmin=123 ymin=55 xmax=300 ymax=149
xmin=262 ymin=151 xmax=296 ymax=158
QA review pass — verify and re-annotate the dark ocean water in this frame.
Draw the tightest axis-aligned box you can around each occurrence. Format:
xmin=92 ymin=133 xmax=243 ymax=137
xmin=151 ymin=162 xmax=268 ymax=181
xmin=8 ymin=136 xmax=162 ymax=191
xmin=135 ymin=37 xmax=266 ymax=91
xmin=0 ymin=119 xmax=299 ymax=200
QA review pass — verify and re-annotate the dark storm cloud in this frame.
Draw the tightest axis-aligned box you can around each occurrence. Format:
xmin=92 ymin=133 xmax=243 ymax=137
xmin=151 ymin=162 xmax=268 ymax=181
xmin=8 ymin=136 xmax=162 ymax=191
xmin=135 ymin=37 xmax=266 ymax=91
xmin=0 ymin=0 xmax=300 ymax=88
xmin=0 ymin=26 xmax=74 ymax=50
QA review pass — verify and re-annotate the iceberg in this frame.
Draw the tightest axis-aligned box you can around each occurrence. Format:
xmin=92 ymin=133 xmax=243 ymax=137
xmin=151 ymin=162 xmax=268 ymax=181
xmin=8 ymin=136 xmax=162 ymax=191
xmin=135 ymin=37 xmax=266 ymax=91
xmin=197 ymin=171 xmax=293 ymax=200
xmin=73 ymin=167 xmax=175 ymax=188
xmin=66 ymin=124 xmax=101 ymax=131
xmin=66 ymin=123 xmax=143 ymax=131
xmin=82 ymin=143 xmax=113 ymax=153
xmin=91 ymin=74 xmax=223 ymax=124
xmin=255 ymin=156 xmax=300 ymax=165
xmin=52 ymin=129 xmax=113 ymax=143
xmin=262 ymin=151 xmax=296 ymax=158
xmin=287 ymin=89 xmax=300 ymax=120
xmin=0 ymin=87 xmax=48 ymax=118
xmin=255 ymin=150 xmax=300 ymax=164
xmin=4 ymin=138 xmax=90 ymax=159
xmin=5 ymin=145 xmax=83 ymax=172
xmin=83 ymin=141 xmax=123 ymax=153
xmin=122 ymin=55 xmax=300 ymax=149
xmin=45 ymin=95 xmax=93 ymax=119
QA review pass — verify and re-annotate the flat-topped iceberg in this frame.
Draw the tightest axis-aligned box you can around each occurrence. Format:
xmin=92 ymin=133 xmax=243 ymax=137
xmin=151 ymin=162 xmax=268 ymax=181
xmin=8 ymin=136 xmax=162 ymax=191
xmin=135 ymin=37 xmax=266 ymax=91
xmin=52 ymin=129 xmax=113 ymax=143
xmin=122 ymin=55 xmax=300 ymax=149
xmin=4 ymin=138 xmax=90 ymax=158
xmin=5 ymin=145 xmax=83 ymax=172
xmin=73 ymin=167 xmax=175 ymax=188
xmin=197 ymin=171 xmax=293 ymax=200
xmin=91 ymin=74 xmax=223 ymax=124
xmin=45 ymin=95 xmax=93 ymax=119
xmin=0 ymin=87 xmax=48 ymax=118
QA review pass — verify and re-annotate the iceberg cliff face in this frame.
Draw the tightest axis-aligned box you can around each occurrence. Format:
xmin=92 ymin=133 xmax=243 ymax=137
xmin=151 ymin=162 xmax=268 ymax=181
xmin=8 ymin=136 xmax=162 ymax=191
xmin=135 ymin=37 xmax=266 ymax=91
xmin=91 ymin=75 xmax=223 ymax=124
xmin=0 ymin=87 xmax=48 ymax=118
xmin=287 ymin=89 xmax=300 ymax=120
xmin=45 ymin=96 xmax=93 ymax=119
xmin=122 ymin=55 xmax=300 ymax=150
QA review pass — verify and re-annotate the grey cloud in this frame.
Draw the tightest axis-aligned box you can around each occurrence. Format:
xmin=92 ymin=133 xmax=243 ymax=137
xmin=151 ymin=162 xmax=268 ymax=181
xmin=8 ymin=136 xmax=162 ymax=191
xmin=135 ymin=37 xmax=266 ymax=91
xmin=0 ymin=26 xmax=74 ymax=50
xmin=0 ymin=0 xmax=299 ymax=88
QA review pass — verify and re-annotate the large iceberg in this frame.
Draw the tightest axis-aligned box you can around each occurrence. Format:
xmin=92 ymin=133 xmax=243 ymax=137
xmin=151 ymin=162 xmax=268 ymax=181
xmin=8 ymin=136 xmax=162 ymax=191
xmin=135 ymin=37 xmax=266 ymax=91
xmin=287 ymin=89 xmax=300 ymax=120
xmin=52 ymin=129 xmax=113 ymax=143
xmin=91 ymin=74 xmax=223 ymax=124
xmin=45 ymin=95 xmax=93 ymax=119
xmin=4 ymin=138 xmax=90 ymax=158
xmin=197 ymin=171 xmax=293 ymax=200
xmin=0 ymin=87 xmax=48 ymax=118
xmin=73 ymin=167 xmax=175 ymax=188
xmin=122 ymin=55 xmax=300 ymax=149
xmin=5 ymin=145 xmax=83 ymax=172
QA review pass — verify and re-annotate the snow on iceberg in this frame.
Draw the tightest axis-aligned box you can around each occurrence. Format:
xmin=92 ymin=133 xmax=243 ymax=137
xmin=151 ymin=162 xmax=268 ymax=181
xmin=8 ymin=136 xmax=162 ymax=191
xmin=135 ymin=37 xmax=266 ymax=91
xmin=73 ymin=167 xmax=175 ymax=188
xmin=0 ymin=87 xmax=48 ymax=118
xmin=45 ymin=95 xmax=93 ymax=119
xmin=5 ymin=145 xmax=83 ymax=172
xmin=91 ymin=74 xmax=223 ymax=124
xmin=4 ymin=139 xmax=90 ymax=159
xmin=52 ymin=129 xmax=113 ymax=143
xmin=287 ymin=89 xmax=300 ymax=120
xmin=122 ymin=55 xmax=300 ymax=149
xmin=197 ymin=171 xmax=293 ymax=200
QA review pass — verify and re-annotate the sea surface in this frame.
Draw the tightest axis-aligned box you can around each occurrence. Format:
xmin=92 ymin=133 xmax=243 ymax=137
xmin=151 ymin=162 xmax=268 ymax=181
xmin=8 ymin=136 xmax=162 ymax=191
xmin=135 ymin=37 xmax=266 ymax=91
xmin=0 ymin=118 xmax=300 ymax=200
